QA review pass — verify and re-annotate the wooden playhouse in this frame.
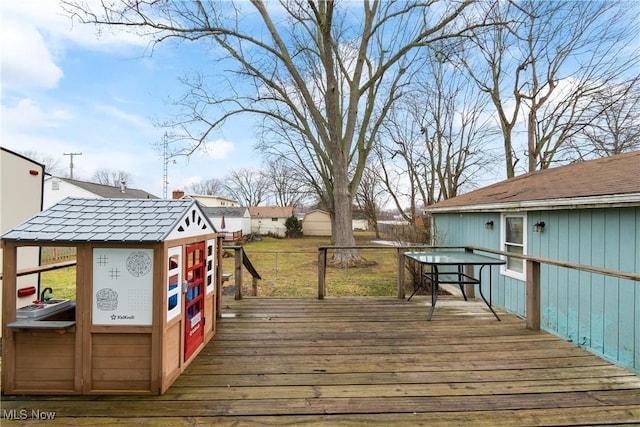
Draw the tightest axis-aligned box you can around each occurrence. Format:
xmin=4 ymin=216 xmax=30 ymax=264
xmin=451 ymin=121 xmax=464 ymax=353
xmin=1 ymin=198 xmax=223 ymax=395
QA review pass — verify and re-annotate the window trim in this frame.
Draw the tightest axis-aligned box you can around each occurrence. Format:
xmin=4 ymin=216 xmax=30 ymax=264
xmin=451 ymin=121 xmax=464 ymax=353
xmin=500 ymin=213 xmax=527 ymax=281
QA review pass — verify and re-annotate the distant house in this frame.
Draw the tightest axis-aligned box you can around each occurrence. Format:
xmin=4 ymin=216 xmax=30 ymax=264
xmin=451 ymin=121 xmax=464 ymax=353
xmin=0 ymin=148 xmax=45 ymax=329
xmin=301 ymin=209 xmax=332 ymax=237
xmin=352 ymin=210 xmax=369 ymax=231
xmin=249 ymin=206 xmax=294 ymax=238
xmin=44 ymin=176 xmax=158 ymax=208
xmin=172 ymin=191 xmax=239 ymax=207
xmin=425 ymin=151 xmax=640 ymax=374
xmin=201 ymin=206 xmax=251 ymax=241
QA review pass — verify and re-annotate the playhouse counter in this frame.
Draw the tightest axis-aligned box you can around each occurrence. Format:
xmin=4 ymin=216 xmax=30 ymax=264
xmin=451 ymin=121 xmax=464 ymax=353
xmin=6 ymin=302 xmax=76 ymax=330
xmin=6 ymin=319 xmax=75 ymax=330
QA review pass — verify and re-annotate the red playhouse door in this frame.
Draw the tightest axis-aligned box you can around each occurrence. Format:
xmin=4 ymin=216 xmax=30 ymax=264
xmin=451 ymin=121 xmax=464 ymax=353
xmin=184 ymin=242 xmax=205 ymax=361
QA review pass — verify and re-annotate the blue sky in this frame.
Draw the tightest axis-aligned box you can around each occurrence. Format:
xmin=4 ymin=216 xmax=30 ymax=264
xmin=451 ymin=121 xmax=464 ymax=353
xmin=1 ymin=1 xmax=256 ymax=198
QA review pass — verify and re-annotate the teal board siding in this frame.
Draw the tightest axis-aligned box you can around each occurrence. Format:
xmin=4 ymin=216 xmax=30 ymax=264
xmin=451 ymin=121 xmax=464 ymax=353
xmin=433 ymin=207 xmax=639 ymax=374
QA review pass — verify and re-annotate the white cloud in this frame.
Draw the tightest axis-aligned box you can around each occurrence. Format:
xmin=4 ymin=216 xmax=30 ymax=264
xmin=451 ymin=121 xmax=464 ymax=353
xmin=0 ymin=0 xmax=150 ymax=92
xmin=0 ymin=19 xmax=63 ymax=90
xmin=1 ymin=98 xmax=73 ymax=129
xmin=94 ymin=104 xmax=152 ymax=129
xmin=202 ymin=139 xmax=234 ymax=160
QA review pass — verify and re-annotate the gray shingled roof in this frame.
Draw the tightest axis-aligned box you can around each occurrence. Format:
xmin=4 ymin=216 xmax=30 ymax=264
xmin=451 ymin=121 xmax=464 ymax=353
xmin=56 ymin=177 xmax=159 ymax=199
xmin=0 ymin=198 xmax=212 ymax=242
xmin=201 ymin=206 xmax=249 ymax=217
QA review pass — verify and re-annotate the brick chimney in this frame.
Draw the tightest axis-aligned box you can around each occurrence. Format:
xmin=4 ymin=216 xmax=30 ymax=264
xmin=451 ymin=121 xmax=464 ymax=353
xmin=172 ymin=190 xmax=185 ymax=199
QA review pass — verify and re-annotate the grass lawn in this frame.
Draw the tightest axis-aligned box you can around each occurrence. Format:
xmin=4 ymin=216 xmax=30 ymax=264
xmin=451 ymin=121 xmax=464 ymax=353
xmin=224 ymin=233 xmax=399 ymax=297
xmin=41 ymin=266 xmax=77 ymax=300
xmin=41 ymin=232 xmax=400 ymax=299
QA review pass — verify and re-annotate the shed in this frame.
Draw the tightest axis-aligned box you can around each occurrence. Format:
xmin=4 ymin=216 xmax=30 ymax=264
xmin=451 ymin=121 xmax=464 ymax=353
xmin=1 ymin=197 xmax=223 ymax=395
xmin=301 ymin=209 xmax=332 ymax=237
xmin=425 ymin=151 xmax=640 ymax=373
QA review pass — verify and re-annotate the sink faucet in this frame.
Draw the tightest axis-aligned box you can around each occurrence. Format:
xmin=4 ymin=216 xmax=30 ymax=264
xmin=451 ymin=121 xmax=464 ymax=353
xmin=40 ymin=287 xmax=53 ymax=302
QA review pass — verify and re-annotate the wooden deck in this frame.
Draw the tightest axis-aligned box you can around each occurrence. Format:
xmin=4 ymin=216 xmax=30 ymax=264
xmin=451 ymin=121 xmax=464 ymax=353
xmin=2 ymin=296 xmax=640 ymax=425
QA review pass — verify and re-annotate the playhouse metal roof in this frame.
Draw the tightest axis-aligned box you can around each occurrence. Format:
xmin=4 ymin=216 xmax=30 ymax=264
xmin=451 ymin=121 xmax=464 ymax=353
xmin=0 ymin=197 xmax=214 ymax=243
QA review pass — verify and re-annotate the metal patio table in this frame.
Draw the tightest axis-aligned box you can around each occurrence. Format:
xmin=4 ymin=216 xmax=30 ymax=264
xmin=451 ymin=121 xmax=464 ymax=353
xmin=405 ymin=251 xmax=507 ymax=321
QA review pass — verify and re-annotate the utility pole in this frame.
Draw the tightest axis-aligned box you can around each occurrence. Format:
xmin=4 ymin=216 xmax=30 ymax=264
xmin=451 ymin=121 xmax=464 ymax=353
xmin=63 ymin=152 xmax=82 ymax=179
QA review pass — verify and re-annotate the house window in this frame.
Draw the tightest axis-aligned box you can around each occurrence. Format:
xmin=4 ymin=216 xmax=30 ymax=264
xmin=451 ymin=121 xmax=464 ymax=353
xmin=271 ymin=217 xmax=278 ymax=221
xmin=501 ymin=214 xmax=526 ymax=280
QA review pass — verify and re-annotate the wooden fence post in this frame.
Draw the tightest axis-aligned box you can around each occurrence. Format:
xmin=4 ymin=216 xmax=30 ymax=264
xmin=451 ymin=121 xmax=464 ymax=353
xmin=397 ymin=248 xmax=406 ymax=299
xmin=526 ymin=259 xmax=541 ymax=331
xmin=318 ymin=248 xmax=327 ymax=300
xmin=216 ymin=236 xmax=224 ymax=317
xmin=234 ymin=247 xmax=243 ymax=300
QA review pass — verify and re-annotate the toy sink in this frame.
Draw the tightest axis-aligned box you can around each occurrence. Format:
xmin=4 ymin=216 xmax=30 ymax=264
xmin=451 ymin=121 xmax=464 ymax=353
xmin=16 ymin=299 xmax=72 ymax=319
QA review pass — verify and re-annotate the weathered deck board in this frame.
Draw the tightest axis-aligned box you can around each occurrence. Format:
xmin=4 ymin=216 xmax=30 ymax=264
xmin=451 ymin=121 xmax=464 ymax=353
xmin=2 ymin=296 xmax=640 ymax=426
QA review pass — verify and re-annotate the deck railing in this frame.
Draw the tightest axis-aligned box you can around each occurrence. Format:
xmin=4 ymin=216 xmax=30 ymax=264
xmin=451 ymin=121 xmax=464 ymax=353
xmin=318 ymin=245 xmax=640 ymax=331
xmin=221 ymin=231 xmax=243 ymax=242
xmin=8 ymin=244 xmax=638 ymax=333
xmin=223 ymin=245 xmax=262 ymax=300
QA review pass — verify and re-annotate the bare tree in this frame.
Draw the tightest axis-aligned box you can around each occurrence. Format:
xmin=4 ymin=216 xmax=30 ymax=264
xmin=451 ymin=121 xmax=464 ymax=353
xmin=18 ymin=150 xmax=65 ymax=176
xmin=224 ymin=168 xmax=269 ymax=207
xmin=375 ymin=101 xmax=432 ymax=225
xmin=355 ymin=163 xmax=388 ymax=238
xmin=62 ymin=0 xmax=482 ymax=266
xmin=416 ymin=60 xmax=495 ymax=200
xmin=186 ymin=178 xmax=224 ymax=196
xmin=264 ymin=157 xmax=311 ymax=208
xmin=569 ymin=78 xmax=640 ymax=159
xmin=377 ymin=58 xmax=495 ymax=221
xmin=460 ymin=0 xmax=640 ymax=177
xmin=91 ymin=168 xmax=132 ymax=187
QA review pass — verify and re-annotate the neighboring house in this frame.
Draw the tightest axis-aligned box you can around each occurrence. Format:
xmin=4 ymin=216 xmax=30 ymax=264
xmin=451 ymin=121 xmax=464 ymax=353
xmin=201 ymin=206 xmax=251 ymax=239
xmin=44 ymin=176 xmax=158 ymax=208
xmin=249 ymin=206 xmax=294 ymax=238
xmin=0 ymin=148 xmax=45 ymax=333
xmin=173 ymin=191 xmax=239 ymax=207
xmin=352 ymin=211 xmax=369 ymax=231
xmin=425 ymin=151 xmax=640 ymax=374
xmin=301 ymin=209 xmax=332 ymax=237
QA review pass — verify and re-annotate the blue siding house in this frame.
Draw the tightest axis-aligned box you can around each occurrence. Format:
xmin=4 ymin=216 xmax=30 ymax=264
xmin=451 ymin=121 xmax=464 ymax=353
xmin=425 ymin=151 xmax=640 ymax=373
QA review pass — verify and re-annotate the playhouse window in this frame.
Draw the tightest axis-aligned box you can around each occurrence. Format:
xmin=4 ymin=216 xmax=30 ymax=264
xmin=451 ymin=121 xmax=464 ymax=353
xmin=501 ymin=214 xmax=526 ymax=281
xmin=167 ymin=247 xmax=182 ymax=321
xmin=206 ymin=238 xmax=216 ymax=294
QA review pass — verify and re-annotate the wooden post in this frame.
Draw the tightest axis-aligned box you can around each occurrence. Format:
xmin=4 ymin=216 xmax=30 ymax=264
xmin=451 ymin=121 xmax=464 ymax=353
xmin=216 ymin=236 xmax=224 ymax=317
xmin=1 ymin=241 xmax=17 ymax=392
xmin=252 ymin=277 xmax=258 ymax=296
xmin=234 ymin=247 xmax=243 ymax=300
xmin=397 ymin=248 xmax=406 ymax=299
xmin=318 ymin=248 xmax=327 ymax=299
xmin=526 ymin=259 xmax=541 ymax=331
xmin=464 ymin=247 xmax=476 ymax=299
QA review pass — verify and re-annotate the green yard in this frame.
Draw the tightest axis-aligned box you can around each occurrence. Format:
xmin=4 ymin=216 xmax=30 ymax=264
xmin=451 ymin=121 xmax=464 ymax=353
xmin=42 ymin=232 xmax=401 ymax=299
